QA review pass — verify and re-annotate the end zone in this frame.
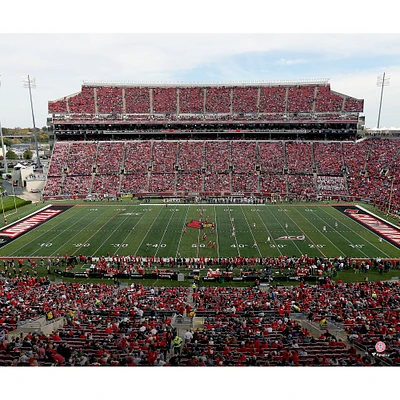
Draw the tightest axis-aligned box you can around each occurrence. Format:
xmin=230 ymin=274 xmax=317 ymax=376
xmin=333 ymin=205 xmax=400 ymax=250
xmin=0 ymin=205 xmax=73 ymax=248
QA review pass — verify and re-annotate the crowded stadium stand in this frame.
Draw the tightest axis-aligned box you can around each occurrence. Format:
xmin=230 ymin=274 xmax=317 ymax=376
xmin=48 ymin=79 xmax=362 ymax=140
xmin=44 ymin=76 xmax=399 ymax=215
xmin=2 ymin=272 xmax=400 ymax=366
xmin=44 ymin=79 xmax=400 ymax=212
xmin=2 ymin=78 xmax=400 ymax=368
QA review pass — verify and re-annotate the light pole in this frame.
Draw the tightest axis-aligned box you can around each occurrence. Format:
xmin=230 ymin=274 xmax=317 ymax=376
xmin=0 ymin=76 xmax=7 ymax=174
xmin=376 ymin=73 xmax=390 ymax=129
xmin=23 ymin=75 xmax=41 ymax=169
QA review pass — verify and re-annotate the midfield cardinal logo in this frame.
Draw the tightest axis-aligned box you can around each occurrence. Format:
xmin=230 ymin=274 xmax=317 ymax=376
xmin=186 ymin=220 xmax=215 ymax=229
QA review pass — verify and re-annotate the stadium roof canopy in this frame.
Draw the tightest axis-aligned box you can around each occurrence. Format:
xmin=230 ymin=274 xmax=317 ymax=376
xmin=82 ymin=78 xmax=331 ymax=88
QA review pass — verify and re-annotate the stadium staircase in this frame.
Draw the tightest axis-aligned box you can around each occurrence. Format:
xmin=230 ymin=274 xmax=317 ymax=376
xmin=229 ymin=89 xmax=233 ymax=115
xmin=122 ymin=88 xmax=127 ymax=114
xmin=310 ymin=142 xmax=316 ymax=172
xmin=7 ymin=316 xmax=66 ymax=341
xmin=290 ymin=312 xmax=350 ymax=345
xmin=172 ymin=286 xmax=204 ymax=338
xmin=283 ymin=141 xmax=288 ymax=172
xmin=283 ymin=87 xmax=289 ymax=113
xmin=312 ymin=87 xmax=318 ymax=112
xmin=93 ymin=88 xmax=99 ymax=115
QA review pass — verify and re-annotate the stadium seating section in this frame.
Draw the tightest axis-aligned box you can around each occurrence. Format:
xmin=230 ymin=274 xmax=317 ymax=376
xmin=48 ymin=83 xmax=363 ymax=123
xmin=1 ymin=276 xmax=399 ymax=366
xmin=43 ymin=138 xmax=400 ymax=214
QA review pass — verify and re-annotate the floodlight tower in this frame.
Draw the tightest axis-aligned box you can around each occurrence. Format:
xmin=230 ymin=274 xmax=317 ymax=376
xmin=23 ymin=75 xmax=41 ymax=169
xmin=0 ymin=76 xmax=7 ymax=174
xmin=376 ymin=73 xmax=390 ymax=129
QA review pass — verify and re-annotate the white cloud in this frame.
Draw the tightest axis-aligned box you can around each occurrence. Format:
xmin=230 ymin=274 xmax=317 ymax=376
xmin=1 ymin=33 xmax=400 ymax=127
xmin=276 ymin=58 xmax=308 ymax=66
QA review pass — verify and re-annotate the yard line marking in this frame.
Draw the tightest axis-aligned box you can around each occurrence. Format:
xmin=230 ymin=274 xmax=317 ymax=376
xmin=239 ymin=206 xmax=262 ymax=258
xmin=7 ymin=206 xmax=94 ymax=257
xmin=73 ymin=208 xmax=130 ymax=256
xmin=196 ymin=219 xmax=201 ymax=259
xmin=213 ymin=205 xmax=220 ymax=258
xmin=321 ymin=206 xmax=392 ymax=257
xmin=175 ymin=205 xmax=190 ymax=258
xmin=305 ymin=206 xmax=372 ymax=258
xmin=263 ymin=206 xmax=306 ymax=257
xmin=110 ymin=205 xmax=149 ymax=256
xmin=133 ymin=206 xmax=164 ymax=256
xmin=228 ymin=208 xmax=240 ymax=257
xmin=256 ymin=207 xmax=283 ymax=257
xmin=289 ymin=207 xmax=344 ymax=258
xmin=154 ymin=208 xmax=176 ymax=257
xmin=48 ymin=207 xmax=112 ymax=257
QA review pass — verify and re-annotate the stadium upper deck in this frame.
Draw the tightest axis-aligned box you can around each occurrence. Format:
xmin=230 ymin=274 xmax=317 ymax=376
xmin=48 ymin=80 xmax=364 ymax=140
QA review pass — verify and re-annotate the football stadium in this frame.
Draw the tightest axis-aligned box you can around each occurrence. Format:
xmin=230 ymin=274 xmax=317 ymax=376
xmin=1 ymin=79 xmax=400 ymax=367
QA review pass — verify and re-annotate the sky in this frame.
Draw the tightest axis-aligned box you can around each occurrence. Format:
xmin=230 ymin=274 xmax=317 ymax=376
xmin=0 ymin=1 xmax=400 ymax=130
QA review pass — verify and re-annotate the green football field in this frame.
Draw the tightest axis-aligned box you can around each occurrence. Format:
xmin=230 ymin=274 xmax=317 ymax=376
xmin=0 ymin=202 xmax=399 ymax=259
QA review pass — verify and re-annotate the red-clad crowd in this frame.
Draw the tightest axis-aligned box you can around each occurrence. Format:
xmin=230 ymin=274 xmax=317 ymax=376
xmin=2 ymin=275 xmax=400 ymax=366
xmin=124 ymin=88 xmax=151 ymax=114
xmin=286 ymin=141 xmax=313 ymax=173
xmin=315 ymin=85 xmax=344 ymax=112
xmin=313 ymin=141 xmax=343 ymax=174
xmin=49 ymin=84 xmax=364 ymax=124
xmin=179 ymin=87 xmax=204 ymax=114
xmin=153 ymin=88 xmax=177 ymax=114
xmin=42 ymin=138 xmax=400 ymax=215
xmin=286 ymin=85 xmax=315 ymax=113
xmin=258 ymin=86 xmax=286 ymax=113
xmin=96 ymin=86 xmax=123 ymax=114
xmin=258 ymin=141 xmax=285 ymax=173
xmin=67 ymin=86 xmax=96 ymax=114
xmin=205 ymin=87 xmax=231 ymax=114
xmin=232 ymin=87 xmax=258 ymax=114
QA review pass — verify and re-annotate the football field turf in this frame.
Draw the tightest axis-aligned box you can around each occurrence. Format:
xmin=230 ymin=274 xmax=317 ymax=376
xmin=0 ymin=202 xmax=399 ymax=260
